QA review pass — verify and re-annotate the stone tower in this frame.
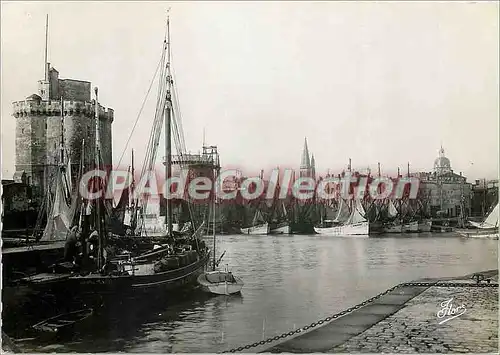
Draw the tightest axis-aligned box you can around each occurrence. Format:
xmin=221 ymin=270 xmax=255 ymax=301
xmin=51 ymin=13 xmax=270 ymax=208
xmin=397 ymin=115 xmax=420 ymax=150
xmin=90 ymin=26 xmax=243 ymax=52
xmin=13 ymin=65 xmax=114 ymax=205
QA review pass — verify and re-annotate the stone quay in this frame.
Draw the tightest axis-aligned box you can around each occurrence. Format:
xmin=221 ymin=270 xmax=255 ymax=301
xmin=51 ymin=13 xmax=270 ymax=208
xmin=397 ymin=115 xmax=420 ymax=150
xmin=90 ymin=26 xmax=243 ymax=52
xmin=264 ymin=270 xmax=498 ymax=353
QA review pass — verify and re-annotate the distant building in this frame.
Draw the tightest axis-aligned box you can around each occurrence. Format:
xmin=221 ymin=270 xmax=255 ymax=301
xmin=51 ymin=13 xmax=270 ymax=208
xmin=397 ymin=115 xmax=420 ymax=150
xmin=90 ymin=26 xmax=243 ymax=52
xmin=471 ymin=179 xmax=498 ymax=218
xmin=412 ymin=146 xmax=472 ymax=218
xmin=300 ymin=137 xmax=315 ymax=179
xmin=12 ymin=62 xmax=114 ymax=205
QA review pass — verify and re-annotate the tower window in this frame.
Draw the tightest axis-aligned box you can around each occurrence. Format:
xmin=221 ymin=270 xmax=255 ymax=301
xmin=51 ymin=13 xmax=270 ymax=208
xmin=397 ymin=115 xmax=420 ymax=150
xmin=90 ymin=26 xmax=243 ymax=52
xmin=21 ymin=128 xmax=24 ymax=134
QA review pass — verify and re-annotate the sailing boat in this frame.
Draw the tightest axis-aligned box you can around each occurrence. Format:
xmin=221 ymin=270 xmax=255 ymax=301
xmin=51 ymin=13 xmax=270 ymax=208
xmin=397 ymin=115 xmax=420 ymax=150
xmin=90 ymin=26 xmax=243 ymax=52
xmin=314 ymin=197 xmax=369 ymax=236
xmin=381 ymin=199 xmax=403 ymax=233
xmin=197 ymin=168 xmax=243 ymax=295
xmin=457 ymin=203 xmax=499 ymax=239
xmin=19 ymin=15 xmax=212 ymax=297
xmin=270 ymin=202 xmax=290 ymax=234
xmin=314 ymin=162 xmax=370 ymax=236
xmin=241 ymin=209 xmax=270 ymax=235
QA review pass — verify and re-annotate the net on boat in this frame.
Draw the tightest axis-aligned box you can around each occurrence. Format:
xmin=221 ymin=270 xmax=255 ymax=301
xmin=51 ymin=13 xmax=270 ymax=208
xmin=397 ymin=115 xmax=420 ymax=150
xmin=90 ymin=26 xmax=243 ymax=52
xmin=41 ymin=168 xmax=78 ymax=242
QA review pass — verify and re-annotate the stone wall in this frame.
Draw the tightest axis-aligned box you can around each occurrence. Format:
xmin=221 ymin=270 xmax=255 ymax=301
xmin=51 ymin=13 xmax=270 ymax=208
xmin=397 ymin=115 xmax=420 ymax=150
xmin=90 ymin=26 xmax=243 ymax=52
xmin=59 ymin=79 xmax=91 ymax=102
xmin=13 ymin=98 xmax=114 ymax=204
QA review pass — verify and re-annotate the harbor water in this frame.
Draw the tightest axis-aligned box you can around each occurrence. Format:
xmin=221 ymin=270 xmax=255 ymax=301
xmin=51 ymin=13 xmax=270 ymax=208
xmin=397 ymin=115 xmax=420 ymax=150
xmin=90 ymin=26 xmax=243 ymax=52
xmin=6 ymin=233 xmax=498 ymax=353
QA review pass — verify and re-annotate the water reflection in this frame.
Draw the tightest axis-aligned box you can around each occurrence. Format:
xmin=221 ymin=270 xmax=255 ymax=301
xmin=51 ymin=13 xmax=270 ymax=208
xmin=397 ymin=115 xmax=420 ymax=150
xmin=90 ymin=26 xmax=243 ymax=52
xmin=6 ymin=234 xmax=498 ymax=353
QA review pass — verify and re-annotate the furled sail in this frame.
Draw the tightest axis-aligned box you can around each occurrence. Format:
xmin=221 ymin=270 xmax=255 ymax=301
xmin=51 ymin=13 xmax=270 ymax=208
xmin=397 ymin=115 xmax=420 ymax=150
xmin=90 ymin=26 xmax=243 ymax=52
xmin=334 ymin=199 xmax=350 ymax=223
xmin=388 ymin=200 xmax=398 ymax=218
xmin=345 ymin=198 xmax=367 ymax=224
xmin=253 ymin=210 xmax=266 ymax=225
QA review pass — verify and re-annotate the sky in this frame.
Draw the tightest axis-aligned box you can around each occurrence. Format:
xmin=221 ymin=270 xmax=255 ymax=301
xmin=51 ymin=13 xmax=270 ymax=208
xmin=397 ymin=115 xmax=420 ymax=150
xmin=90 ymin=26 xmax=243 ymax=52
xmin=1 ymin=1 xmax=498 ymax=182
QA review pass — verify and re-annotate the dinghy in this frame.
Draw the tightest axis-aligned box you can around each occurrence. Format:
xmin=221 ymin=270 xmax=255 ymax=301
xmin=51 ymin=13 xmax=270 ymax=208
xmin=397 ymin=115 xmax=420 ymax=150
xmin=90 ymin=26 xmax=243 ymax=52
xmin=32 ymin=308 xmax=93 ymax=334
xmin=197 ymin=268 xmax=244 ymax=295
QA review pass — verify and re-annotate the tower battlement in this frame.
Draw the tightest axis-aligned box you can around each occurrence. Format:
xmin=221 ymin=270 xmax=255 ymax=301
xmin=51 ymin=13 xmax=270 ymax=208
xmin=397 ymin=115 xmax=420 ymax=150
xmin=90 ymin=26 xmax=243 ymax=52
xmin=12 ymin=99 xmax=114 ymax=122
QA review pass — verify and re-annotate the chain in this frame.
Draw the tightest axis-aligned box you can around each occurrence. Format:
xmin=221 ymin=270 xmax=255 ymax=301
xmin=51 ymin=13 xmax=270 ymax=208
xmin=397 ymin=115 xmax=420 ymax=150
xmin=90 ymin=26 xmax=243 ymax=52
xmin=220 ymin=280 xmax=498 ymax=353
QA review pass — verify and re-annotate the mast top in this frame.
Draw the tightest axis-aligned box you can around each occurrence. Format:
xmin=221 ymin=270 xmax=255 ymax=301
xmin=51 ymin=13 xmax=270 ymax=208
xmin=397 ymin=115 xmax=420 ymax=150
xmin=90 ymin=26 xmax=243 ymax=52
xmin=44 ymin=14 xmax=49 ymax=81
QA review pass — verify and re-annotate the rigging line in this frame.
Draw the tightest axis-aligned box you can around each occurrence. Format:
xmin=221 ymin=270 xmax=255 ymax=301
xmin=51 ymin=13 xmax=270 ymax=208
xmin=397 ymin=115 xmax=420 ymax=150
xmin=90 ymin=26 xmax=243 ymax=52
xmin=172 ymin=85 xmax=187 ymax=154
xmin=170 ymin=52 xmax=187 ymax=153
xmin=116 ymin=54 xmax=163 ymax=169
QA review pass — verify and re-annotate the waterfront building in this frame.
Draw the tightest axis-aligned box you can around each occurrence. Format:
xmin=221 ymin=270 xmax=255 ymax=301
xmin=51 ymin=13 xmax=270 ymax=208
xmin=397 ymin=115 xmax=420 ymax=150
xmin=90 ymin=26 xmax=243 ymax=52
xmin=412 ymin=146 xmax=472 ymax=218
xmin=471 ymin=179 xmax=499 ymax=218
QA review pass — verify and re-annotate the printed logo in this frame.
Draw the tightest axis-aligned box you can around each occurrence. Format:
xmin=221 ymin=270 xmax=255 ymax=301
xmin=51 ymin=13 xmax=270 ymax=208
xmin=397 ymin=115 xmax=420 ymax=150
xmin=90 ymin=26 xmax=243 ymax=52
xmin=437 ymin=297 xmax=466 ymax=324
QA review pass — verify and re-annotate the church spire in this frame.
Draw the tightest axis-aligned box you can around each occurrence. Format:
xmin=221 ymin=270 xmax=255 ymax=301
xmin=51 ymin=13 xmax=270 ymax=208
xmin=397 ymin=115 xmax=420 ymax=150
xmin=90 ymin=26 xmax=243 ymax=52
xmin=300 ymin=137 xmax=310 ymax=169
xmin=311 ymin=154 xmax=316 ymax=179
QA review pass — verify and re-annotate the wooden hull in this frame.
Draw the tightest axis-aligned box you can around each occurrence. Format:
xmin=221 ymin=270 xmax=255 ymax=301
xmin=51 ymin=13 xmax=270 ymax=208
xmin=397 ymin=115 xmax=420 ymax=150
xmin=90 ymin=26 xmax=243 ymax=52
xmin=270 ymin=224 xmax=290 ymax=235
xmin=197 ymin=271 xmax=244 ymax=295
xmin=418 ymin=220 xmax=432 ymax=232
xmin=403 ymin=221 xmax=419 ymax=233
xmin=457 ymin=228 xmax=499 ymax=239
xmin=240 ymin=223 xmax=269 ymax=235
xmin=314 ymin=221 xmax=369 ymax=236
xmin=21 ymin=250 xmax=212 ymax=299
xmin=382 ymin=224 xmax=403 ymax=233
xmin=32 ymin=308 xmax=93 ymax=334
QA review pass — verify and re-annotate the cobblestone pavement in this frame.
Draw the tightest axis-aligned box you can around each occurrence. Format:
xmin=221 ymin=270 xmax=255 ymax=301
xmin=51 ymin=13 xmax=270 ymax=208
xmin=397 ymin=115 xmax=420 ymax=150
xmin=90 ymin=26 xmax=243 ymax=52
xmin=331 ymin=281 xmax=498 ymax=353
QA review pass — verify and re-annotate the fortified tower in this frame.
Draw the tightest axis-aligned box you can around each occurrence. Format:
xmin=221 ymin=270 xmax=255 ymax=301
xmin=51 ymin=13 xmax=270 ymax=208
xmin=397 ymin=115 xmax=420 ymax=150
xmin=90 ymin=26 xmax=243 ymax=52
xmin=13 ymin=64 xmax=114 ymax=204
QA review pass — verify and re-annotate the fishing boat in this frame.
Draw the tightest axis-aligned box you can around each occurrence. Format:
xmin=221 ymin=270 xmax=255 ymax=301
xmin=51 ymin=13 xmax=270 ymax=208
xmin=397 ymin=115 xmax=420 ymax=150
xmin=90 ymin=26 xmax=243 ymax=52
xmin=241 ymin=210 xmax=269 ymax=235
xmin=418 ymin=219 xmax=432 ymax=232
xmin=381 ymin=200 xmax=404 ymax=233
xmin=197 ymin=178 xmax=243 ymax=295
xmin=457 ymin=203 xmax=499 ymax=239
xmin=314 ymin=198 xmax=369 ymax=236
xmin=403 ymin=220 xmax=419 ymax=233
xmin=32 ymin=308 xmax=93 ymax=335
xmin=271 ymin=221 xmax=290 ymax=234
xmin=270 ymin=202 xmax=290 ymax=234
xmin=18 ymin=15 xmax=211 ymax=299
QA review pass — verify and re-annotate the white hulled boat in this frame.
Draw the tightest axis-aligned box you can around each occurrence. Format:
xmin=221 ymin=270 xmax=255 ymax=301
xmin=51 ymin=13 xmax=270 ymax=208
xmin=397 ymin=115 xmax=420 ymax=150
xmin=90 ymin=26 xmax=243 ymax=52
xmin=314 ymin=198 xmax=369 ymax=236
xmin=457 ymin=203 xmax=499 ymax=239
xmin=417 ymin=219 xmax=432 ymax=232
xmin=270 ymin=202 xmax=290 ymax=234
xmin=241 ymin=210 xmax=269 ymax=235
xmin=198 ymin=171 xmax=244 ymax=295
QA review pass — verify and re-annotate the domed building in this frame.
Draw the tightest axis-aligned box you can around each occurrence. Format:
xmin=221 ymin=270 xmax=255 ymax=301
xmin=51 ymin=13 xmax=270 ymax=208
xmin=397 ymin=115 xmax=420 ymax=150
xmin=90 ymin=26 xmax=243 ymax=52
xmin=415 ymin=146 xmax=472 ymax=220
xmin=433 ymin=146 xmax=452 ymax=175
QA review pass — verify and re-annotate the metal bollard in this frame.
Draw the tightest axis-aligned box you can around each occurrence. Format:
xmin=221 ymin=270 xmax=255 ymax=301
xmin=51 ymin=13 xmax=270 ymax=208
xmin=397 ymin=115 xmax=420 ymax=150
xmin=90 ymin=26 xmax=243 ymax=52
xmin=472 ymin=273 xmax=485 ymax=284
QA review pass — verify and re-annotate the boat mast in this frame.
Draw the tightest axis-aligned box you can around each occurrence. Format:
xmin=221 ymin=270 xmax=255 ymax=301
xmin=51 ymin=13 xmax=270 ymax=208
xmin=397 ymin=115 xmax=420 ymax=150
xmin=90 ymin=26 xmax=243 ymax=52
xmin=131 ymin=148 xmax=135 ymax=230
xmin=44 ymin=14 xmax=49 ymax=81
xmin=94 ymin=87 xmax=103 ymax=269
xmin=165 ymin=14 xmax=173 ymax=236
xmin=60 ymin=96 xmax=65 ymax=165
xmin=213 ymin=166 xmax=217 ymax=271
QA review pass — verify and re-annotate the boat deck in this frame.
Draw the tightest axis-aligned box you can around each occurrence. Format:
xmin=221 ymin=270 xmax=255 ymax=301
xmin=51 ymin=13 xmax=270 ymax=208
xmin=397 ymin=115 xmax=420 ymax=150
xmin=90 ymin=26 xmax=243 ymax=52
xmin=2 ymin=241 xmax=66 ymax=255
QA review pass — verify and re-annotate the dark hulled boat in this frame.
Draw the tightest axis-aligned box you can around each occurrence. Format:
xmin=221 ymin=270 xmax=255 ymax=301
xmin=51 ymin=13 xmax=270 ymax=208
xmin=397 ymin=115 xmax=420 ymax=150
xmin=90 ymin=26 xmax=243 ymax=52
xmin=16 ymin=15 xmax=212 ymax=301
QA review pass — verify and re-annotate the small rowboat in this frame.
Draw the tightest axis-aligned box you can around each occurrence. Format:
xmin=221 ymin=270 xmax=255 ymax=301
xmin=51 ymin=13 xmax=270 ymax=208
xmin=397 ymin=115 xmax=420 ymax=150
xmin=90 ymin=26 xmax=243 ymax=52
xmin=197 ymin=270 xmax=244 ymax=295
xmin=32 ymin=308 xmax=93 ymax=334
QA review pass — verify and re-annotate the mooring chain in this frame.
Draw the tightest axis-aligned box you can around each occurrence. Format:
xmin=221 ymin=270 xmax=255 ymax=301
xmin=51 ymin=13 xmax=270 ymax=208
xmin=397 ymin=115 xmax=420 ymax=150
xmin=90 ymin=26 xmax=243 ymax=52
xmin=220 ymin=280 xmax=498 ymax=353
